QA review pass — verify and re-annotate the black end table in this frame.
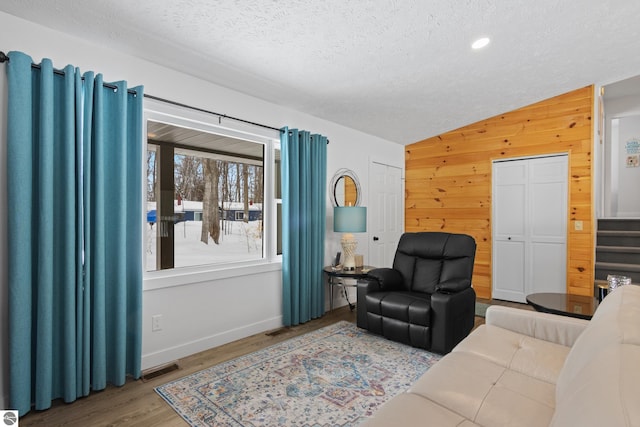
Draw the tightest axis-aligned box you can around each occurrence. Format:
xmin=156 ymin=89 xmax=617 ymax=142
xmin=323 ymin=265 xmax=374 ymax=311
xmin=526 ymin=292 xmax=598 ymax=320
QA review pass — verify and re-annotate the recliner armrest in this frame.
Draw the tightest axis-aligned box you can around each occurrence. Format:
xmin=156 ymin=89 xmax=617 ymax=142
xmin=365 ymin=268 xmax=404 ymax=291
xmin=430 ymin=287 xmax=476 ymax=353
xmin=435 ymin=278 xmax=471 ymax=293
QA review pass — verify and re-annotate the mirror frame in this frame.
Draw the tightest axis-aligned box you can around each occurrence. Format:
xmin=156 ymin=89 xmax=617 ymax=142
xmin=330 ymin=168 xmax=362 ymax=207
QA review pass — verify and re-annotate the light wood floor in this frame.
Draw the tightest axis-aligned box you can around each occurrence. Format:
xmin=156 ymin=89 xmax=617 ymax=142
xmin=20 ymin=307 xmax=358 ymax=426
xmin=20 ymin=299 xmax=530 ymax=426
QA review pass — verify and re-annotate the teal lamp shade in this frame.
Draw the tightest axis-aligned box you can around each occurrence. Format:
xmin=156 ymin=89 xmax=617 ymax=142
xmin=334 ymin=206 xmax=367 ymax=232
xmin=334 ymin=206 xmax=366 ymax=270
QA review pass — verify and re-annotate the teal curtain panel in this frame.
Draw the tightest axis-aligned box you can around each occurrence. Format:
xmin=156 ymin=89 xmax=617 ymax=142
xmin=6 ymin=51 xmax=144 ymax=415
xmin=280 ymin=128 xmax=327 ymax=326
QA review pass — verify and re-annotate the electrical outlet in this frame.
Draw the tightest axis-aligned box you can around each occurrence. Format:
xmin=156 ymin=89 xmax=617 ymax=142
xmin=152 ymin=314 xmax=163 ymax=332
xmin=574 ymin=221 xmax=583 ymax=231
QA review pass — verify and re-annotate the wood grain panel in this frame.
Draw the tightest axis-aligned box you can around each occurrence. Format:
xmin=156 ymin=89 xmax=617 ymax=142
xmin=406 ymin=86 xmax=595 ymax=299
xmin=405 ymin=207 xmax=489 ymax=218
xmin=344 ymin=176 xmax=357 ymax=207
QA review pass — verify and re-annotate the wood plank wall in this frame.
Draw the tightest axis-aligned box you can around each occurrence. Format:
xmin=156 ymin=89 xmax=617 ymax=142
xmin=345 ymin=176 xmax=357 ymax=206
xmin=405 ymin=86 xmax=594 ymax=299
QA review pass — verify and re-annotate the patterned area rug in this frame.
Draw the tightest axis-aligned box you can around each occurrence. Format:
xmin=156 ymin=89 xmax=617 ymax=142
xmin=155 ymin=321 xmax=441 ymax=426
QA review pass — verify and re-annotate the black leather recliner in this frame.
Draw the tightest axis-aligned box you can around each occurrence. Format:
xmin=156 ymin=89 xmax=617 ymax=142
xmin=357 ymin=232 xmax=477 ymax=354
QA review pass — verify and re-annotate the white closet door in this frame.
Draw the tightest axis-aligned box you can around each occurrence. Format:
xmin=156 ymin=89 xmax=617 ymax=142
xmin=529 ymin=158 xmax=568 ymax=293
xmin=492 ymin=161 xmax=528 ymax=302
xmin=492 ymin=155 xmax=568 ymax=302
xmin=369 ymin=161 xmax=403 ymax=268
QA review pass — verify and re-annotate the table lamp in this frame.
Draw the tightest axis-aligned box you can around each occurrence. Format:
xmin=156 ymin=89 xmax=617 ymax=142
xmin=333 ymin=206 xmax=366 ymax=270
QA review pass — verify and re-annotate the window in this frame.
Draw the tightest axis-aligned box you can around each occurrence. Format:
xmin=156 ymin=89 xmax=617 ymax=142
xmin=274 ymin=146 xmax=282 ymax=256
xmin=144 ymin=106 xmax=280 ymax=273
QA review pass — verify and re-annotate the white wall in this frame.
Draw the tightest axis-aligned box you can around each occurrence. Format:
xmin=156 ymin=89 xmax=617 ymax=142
xmin=603 ymin=95 xmax=640 ymax=217
xmin=0 ymin=11 xmax=404 ymax=408
xmin=611 ymin=115 xmax=640 ymax=216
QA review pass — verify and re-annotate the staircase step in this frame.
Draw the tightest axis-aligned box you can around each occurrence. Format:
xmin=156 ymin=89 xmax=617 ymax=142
xmin=596 ymin=230 xmax=640 ymax=247
xmin=597 ymin=230 xmax=640 ymax=237
xmin=596 ymin=246 xmax=640 ymax=264
xmin=594 ymin=262 xmax=640 ymax=283
xmin=595 ymin=219 xmax=640 ymax=286
xmin=595 ymin=261 xmax=640 ymax=272
xmin=596 ymin=245 xmax=640 ymax=253
xmin=598 ymin=218 xmax=640 ymax=231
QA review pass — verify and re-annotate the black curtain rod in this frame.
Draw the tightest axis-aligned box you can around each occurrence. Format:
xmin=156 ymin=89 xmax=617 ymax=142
xmin=146 ymin=95 xmax=330 ymax=143
xmin=0 ymin=50 xmax=329 ymax=142
xmin=144 ymin=93 xmax=282 ymax=133
xmin=0 ymin=50 xmax=136 ymax=95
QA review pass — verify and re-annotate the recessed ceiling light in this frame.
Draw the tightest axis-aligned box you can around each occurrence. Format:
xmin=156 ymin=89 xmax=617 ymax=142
xmin=472 ymin=37 xmax=490 ymax=49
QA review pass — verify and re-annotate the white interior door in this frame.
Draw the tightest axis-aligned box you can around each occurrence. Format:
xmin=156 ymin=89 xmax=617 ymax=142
xmin=529 ymin=159 xmax=568 ymax=293
xmin=369 ymin=161 xmax=403 ymax=268
xmin=493 ymin=161 xmax=527 ymax=302
xmin=492 ymin=155 xmax=568 ymax=302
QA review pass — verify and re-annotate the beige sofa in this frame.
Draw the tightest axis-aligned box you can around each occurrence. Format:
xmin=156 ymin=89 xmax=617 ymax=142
xmin=361 ymin=284 xmax=640 ymax=427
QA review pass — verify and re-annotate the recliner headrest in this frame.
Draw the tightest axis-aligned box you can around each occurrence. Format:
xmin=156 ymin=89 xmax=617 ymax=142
xmin=396 ymin=232 xmax=476 ymax=260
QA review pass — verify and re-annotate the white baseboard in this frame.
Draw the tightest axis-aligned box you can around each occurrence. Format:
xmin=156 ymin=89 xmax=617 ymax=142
xmin=141 ymin=316 xmax=283 ymax=371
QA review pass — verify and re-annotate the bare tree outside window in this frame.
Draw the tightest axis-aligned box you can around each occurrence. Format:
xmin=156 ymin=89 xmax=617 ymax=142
xmin=175 ymin=155 xmax=204 ymax=201
xmin=242 ymin=163 xmax=249 ymax=223
xmin=147 ymin=150 xmax=157 ymax=202
xmin=201 ymin=158 xmax=221 ymax=244
xmin=145 ymin=120 xmax=269 ymax=272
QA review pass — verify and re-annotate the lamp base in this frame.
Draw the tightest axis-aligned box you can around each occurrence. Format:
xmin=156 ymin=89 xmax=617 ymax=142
xmin=341 ymin=233 xmax=358 ymax=271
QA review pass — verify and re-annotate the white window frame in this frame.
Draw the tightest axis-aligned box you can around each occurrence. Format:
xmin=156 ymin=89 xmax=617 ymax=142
xmin=143 ymin=98 xmax=282 ymax=291
xmin=273 ymin=141 xmax=282 ymax=256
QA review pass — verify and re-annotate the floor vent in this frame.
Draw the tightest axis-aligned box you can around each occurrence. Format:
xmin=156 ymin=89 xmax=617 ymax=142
xmin=265 ymin=327 xmax=291 ymax=337
xmin=141 ymin=362 xmax=179 ymax=382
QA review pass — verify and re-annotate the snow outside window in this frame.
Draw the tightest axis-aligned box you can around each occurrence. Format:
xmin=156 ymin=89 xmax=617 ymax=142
xmin=145 ymin=118 xmax=277 ymax=272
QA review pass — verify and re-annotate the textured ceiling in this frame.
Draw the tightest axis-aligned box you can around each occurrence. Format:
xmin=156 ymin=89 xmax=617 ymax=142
xmin=2 ymin=0 xmax=640 ymax=144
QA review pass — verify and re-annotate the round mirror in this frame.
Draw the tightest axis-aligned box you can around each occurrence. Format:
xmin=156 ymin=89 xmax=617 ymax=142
xmin=330 ymin=169 xmax=361 ymax=207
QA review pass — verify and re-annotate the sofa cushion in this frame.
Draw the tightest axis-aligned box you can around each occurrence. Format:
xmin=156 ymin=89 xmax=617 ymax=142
xmin=409 ymin=351 xmax=507 ymax=419
xmin=453 ymin=324 xmax=571 ymax=384
xmin=550 ymin=344 xmax=640 ymax=427
xmin=358 ymin=392 xmax=478 ymax=427
xmin=474 ymin=377 xmax=555 ymax=427
xmin=409 ymin=351 xmax=556 ymax=427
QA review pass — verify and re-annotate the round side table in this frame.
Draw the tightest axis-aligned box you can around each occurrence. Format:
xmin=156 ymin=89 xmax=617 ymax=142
xmin=323 ymin=265 xmax=375 ymax=311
